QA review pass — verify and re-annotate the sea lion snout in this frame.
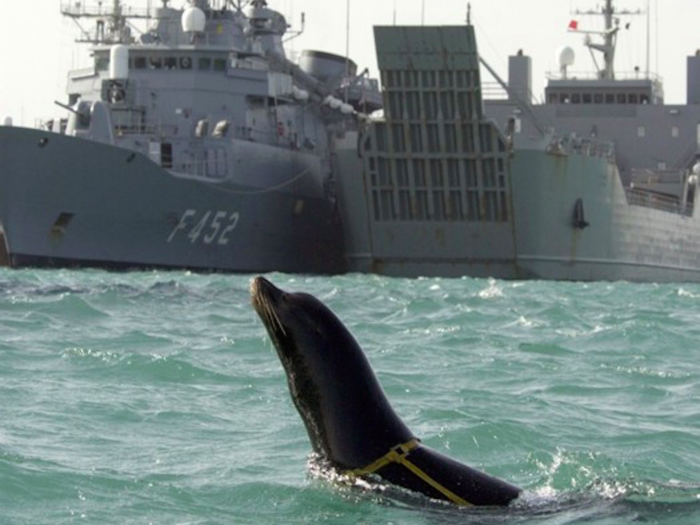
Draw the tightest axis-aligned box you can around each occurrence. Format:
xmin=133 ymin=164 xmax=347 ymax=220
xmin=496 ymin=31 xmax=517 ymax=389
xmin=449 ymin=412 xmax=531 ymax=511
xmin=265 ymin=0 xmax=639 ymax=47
xmin=251 ymin=276 xmax=284 ymax=306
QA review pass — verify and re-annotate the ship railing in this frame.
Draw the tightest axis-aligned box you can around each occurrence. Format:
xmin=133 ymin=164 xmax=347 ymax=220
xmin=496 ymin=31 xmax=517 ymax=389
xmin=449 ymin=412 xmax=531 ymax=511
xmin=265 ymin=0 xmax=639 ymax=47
xmin=630 ymin=168 xmax=686 ymax=186
xmin=547 ymin=134 xmax=615 ymax=160
xmin=60 ymin=0 xmax=151 ymax=19
xmin=545 ymin=70 xmax=663 ymax=83
xmin=625 ymin=187 xmax=693 ymax=217
xmin=482 ymin=81 xmax=509 ymax=101
xmin=177 ymin=159 xmax=220 ymax=179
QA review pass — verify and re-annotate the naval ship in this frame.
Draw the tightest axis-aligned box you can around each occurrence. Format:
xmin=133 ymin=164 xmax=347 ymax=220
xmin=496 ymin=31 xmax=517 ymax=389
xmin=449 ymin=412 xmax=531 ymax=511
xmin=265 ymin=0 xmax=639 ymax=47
xmin=333 ymin=0 xmax=700 ymax=282
xmin=3 ymin=1 xmax=700 ymax=282
xmin=0 ymin=0 xmax=381 ymax=274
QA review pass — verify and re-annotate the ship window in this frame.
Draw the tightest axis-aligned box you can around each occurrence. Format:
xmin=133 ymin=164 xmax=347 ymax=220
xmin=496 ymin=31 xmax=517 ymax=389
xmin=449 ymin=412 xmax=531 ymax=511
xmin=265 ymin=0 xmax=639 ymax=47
xmin=161 ymin=143 xmax=173 ymax=168
xmin=629 ymin=93 xmax=639 ymax=104
xmin=571 ymin=93 xmax=581 ymax=104
xmin=134 ymin=56 xmax=147 ymax=69
xmin=213 ymin=58 xmax=227 ymax=71
xmin=641 ymin=94 xmax=650 ymax=104
xmin=95 ymin=57 xmax=109 ymax=71
xmin=549 ymin=93 xmax=558 ymax=104
xmin=605 ymin=93 xmax=615 ymax=104
xmin=149 ymin=56 xmax=163 ymax=69
xmin=199 ymin=57 xmax=212 ymax=70
xmin=560 ymin=93 xmax=571 ymax=104
xmin=180 ymin=57 xmax=193 ymax=70
xmin=582 ymin=93 xmax=592 ymax=104
xmin=594 ymin=93 xmax=603 ymax=104
xmin=164 ymin=57 xmax=177 ymax=70
xmin=617 ymin=93 xmax=627 ymax=104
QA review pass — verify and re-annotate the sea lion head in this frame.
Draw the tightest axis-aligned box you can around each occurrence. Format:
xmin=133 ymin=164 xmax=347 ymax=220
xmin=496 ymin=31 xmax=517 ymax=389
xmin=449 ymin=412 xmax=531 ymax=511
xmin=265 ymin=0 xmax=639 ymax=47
xmin=251 ymin=276 xmax=413 ymax=469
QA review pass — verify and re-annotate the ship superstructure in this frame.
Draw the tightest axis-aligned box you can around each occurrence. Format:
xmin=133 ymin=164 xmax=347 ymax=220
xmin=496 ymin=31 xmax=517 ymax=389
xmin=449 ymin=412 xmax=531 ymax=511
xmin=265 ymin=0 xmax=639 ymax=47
xmin=0 ymin=0 xmax=380 ymax=273
xmin=334 ymin=0 xmax=700 ymax=281
xmin=4 ymin=0 xmax=700 ymax=282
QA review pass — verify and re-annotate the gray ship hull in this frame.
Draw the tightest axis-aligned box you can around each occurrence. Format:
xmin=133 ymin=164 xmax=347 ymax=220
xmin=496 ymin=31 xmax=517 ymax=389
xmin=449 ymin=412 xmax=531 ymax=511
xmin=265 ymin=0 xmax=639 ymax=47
xmin=337 ymin=138 xmax=700 ymax=282
xmin=0 ymin=127 xmax=345 ymax=274
xmin=510 ymin=150 xmax=700 ymax=282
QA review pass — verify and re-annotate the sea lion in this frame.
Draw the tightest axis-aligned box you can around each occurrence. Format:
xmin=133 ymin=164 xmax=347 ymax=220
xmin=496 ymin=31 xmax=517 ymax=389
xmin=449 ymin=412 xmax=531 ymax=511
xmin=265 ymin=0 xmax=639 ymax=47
xmin=250 ymin=276 xmax=521 ymax=507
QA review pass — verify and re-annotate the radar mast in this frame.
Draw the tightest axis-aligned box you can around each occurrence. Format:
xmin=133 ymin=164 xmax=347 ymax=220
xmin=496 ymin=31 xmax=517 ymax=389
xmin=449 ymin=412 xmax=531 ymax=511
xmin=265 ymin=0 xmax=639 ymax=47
xmin=570 ymin=0 xmax=643 ymax=80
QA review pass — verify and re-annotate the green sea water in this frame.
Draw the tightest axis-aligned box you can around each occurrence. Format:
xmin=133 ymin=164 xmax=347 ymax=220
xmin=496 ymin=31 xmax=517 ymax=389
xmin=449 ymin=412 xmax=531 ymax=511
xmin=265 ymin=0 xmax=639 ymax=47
xmin=1 ymin=269 xmax=698 ymax=525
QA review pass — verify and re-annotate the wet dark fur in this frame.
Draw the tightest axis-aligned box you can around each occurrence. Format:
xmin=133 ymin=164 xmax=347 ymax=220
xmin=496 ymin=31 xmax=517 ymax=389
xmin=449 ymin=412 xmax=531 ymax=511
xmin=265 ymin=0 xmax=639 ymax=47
xmin=251 ymin=277 xmax=521 ymax=507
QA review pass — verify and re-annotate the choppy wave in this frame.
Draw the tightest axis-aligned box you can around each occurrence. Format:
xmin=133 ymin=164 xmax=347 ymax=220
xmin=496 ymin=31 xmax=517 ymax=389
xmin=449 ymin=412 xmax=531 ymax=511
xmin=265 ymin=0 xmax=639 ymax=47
xmin=0 ymin=269 xmax=698 ymax=524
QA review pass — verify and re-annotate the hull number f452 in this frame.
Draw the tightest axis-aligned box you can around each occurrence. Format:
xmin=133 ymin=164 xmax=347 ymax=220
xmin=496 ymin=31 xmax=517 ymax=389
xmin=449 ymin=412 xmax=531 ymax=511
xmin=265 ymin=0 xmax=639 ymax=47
xmin=167 ymin=210 xmax=240 ymax=245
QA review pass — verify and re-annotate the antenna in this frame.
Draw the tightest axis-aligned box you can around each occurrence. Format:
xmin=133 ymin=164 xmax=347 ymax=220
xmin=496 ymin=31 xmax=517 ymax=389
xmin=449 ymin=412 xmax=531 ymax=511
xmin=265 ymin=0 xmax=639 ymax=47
xmin=645 ymin=0 xmax=650 ymax=78
xmin=570 ymin=0 xmax=643 ymax=80
xmin=421 ymin=0 xmax=425 ymax=25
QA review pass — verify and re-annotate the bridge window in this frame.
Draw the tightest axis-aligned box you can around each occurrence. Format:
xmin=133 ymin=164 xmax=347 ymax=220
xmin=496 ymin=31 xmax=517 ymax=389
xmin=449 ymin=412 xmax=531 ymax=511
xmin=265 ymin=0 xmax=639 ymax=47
xmin=199 ymin=57 xmax=212 ymax=70
xmin=617 ymin=93 xmax=627 ymax=104
xmin=95 ymin=57 xmax=109 ymax=71
xmin=134 ymin=56 xmax=147 ymax=69
xmin=629 ymin=93 xmax=638 ymax=104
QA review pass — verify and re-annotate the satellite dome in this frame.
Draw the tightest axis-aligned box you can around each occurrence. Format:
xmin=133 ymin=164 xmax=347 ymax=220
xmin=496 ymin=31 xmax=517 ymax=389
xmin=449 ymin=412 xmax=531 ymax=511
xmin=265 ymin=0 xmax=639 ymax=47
xmin=557 ymin=46 xmax=576 ymax=69
xmin=182 ymin=6 xmax=206 ymax=33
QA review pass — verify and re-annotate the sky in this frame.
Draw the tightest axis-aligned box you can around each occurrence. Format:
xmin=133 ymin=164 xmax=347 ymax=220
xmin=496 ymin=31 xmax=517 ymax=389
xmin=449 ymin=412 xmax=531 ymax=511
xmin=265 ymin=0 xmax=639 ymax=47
xmin=1 ymin=0 xmax=699 ymax=126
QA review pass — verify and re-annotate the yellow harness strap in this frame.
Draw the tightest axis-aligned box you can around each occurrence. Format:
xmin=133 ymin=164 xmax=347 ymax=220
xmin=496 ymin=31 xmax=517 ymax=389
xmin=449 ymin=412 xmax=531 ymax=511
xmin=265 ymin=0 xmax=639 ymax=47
xmin=346 ymin=439 xmax=473 ymax=507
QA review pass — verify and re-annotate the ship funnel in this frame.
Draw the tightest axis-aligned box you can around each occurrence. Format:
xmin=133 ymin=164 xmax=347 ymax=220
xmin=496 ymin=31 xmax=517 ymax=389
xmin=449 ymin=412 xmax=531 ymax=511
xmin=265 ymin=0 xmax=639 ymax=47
xmin=557 ymin=46 xmax=575 ymax=78
xmin=182 ymin=6 xmax=206 ymax=34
